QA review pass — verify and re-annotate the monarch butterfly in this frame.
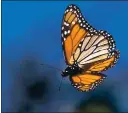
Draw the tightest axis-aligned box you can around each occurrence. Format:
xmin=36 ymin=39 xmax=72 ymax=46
xmin=61 ymin=4 xmax=120 ymax=92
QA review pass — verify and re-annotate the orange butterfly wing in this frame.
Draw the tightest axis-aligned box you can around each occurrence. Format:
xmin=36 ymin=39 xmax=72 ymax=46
xmin=70 ymin=50 xmax=119 ymax=92
xmin=70 ymin=73 xmax=106 ymax=92
xmin=86 ymin=50 xmax=120 ymax=73
xmin=61 ymin=4 xmax=95 ymax=65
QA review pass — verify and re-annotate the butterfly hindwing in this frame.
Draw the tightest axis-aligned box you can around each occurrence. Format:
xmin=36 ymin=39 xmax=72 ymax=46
xmin=87 ymin=50 xmax=120 ymax=73
xmin=71 ymin=30 xmax=118 ymax=70
xmin=61 ymin=4 xmax=95 ymax=65
xmin=70 ymin=73 xmax=106 ymax=92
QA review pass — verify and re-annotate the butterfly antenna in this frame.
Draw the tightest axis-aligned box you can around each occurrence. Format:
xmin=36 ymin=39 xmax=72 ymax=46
xmin=40 ymin=63 xmax=62 ymax=72
xmin=59 ymin=77 xmax=63 ymax=91
xmin=40 ymin=63 xmax=64 ymax=92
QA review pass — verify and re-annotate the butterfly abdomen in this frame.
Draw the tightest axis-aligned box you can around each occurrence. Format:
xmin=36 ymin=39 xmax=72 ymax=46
xmin=61 ymin=64 xmax=82 ymax=77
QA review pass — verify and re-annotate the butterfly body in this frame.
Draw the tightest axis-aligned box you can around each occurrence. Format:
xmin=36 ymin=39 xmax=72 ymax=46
xmin=61 ymin=64 xmax=83 ymax=77
xmin=61 ymin=4 xmax=120 ymax=92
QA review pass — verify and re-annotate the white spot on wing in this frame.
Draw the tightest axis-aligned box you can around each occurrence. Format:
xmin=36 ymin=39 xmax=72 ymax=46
xmin=64 ymin=31 xmax=67 ymax=35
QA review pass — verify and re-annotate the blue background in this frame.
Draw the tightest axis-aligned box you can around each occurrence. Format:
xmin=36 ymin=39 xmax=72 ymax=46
xmin=2 ymin=1 xmax=128 ymax=112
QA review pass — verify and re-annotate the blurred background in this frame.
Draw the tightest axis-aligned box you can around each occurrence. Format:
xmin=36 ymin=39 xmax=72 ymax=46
xmin=2 ymin=1 xmax=128 ymax=112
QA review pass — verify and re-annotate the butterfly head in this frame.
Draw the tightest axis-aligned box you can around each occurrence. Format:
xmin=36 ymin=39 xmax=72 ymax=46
xmin=61 ymin=64 xmax=82 ymax=77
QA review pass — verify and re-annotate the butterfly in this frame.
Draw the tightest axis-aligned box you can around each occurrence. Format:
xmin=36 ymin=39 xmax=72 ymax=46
xmin=61 ymin=4 xmax=120 ymax=92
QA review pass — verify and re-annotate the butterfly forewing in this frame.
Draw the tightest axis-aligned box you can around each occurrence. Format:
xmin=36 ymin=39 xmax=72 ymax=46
xmin=61 ymin=4 xmax=95 ymax=65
